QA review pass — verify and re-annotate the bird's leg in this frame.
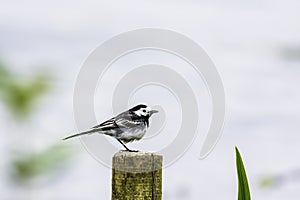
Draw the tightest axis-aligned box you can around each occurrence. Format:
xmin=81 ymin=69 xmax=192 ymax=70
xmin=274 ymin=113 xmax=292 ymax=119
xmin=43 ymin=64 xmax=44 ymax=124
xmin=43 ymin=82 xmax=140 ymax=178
xmin=116 ymin=139 xmax=138 ymax=152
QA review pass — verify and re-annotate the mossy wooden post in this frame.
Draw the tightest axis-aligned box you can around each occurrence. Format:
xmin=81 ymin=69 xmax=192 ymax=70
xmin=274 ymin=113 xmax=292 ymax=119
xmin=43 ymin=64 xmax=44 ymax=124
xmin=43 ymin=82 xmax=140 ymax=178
xmin=112 ymin=151 xmax=162 ymax=200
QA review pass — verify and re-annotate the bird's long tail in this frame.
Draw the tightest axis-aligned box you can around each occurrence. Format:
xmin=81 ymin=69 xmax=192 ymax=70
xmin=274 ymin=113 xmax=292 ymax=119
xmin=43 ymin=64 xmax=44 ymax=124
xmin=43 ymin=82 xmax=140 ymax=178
xmin=62 ymin=128 xmax=101 ymax=140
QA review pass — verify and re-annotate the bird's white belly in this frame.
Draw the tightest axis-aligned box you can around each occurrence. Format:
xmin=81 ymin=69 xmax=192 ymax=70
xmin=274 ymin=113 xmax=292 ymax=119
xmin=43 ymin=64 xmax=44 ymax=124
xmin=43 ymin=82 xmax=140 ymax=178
xmin=119 ymin=126 xmax=147 ymax=142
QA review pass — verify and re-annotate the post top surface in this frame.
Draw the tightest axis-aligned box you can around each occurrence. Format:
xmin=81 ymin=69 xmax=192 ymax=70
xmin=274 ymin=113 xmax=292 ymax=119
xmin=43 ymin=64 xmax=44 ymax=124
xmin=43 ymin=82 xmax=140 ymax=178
xmin=112 ymin=151 xmax=163 ymax=172
xmin=113 ymin=151 xmax=162 ymax=158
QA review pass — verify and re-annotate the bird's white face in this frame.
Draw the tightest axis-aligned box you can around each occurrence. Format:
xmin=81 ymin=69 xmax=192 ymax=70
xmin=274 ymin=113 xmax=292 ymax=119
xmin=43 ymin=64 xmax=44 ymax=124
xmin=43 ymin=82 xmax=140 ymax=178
xmin=134 ymin=106 xmax=158 ymax=117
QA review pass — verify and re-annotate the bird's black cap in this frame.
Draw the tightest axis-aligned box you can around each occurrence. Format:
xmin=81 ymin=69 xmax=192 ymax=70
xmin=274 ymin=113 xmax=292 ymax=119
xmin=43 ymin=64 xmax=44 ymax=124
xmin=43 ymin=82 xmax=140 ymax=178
xmin=129 ymin=104 xmax=147 ymax=111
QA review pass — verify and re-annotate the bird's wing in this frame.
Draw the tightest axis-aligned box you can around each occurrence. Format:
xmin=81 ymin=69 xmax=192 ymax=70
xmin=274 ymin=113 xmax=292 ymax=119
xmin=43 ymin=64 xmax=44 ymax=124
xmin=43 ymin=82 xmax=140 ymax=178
xmin=92 ymin=117 xmax=118 ymax=130
xmin=92 ymin=111 xmax=142 ymax=130
xmin=114 ymin=117 xmax=143 ymax=129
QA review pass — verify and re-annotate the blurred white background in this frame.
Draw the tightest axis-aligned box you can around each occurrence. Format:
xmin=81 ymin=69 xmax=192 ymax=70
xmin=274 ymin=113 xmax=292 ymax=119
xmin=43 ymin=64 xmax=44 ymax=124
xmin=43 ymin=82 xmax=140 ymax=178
xmin=1 ymin=0 xmax=300 ymax=199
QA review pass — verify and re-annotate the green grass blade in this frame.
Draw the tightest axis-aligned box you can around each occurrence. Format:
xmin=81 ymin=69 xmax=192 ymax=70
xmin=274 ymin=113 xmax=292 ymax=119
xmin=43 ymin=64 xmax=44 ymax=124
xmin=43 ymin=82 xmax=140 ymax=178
xmin=235 ymin=146 xmax=251 ymax=200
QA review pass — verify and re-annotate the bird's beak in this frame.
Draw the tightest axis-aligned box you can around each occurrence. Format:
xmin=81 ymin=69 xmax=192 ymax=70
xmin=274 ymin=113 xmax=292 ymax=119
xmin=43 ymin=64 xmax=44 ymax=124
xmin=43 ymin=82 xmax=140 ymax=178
xmin=151 ymin=110 xmax=159 ymax=115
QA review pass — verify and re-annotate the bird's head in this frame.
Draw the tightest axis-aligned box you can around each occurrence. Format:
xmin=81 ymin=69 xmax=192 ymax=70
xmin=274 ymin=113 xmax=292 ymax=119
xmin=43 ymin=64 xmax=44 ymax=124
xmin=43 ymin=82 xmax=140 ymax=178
xmin=130 ymin=104 xmax=159 ymax=117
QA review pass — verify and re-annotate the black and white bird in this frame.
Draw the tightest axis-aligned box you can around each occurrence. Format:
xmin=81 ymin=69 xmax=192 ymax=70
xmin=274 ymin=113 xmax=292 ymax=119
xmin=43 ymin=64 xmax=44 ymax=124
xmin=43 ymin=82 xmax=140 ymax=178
xmin=63 ymin=104 xmax=158 ymax=152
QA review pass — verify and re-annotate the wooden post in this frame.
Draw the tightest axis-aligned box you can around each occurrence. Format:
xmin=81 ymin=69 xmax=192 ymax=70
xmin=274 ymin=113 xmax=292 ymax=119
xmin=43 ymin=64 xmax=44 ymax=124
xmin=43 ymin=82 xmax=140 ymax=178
xmin=112 ymin=151 xmax=162 ymax=200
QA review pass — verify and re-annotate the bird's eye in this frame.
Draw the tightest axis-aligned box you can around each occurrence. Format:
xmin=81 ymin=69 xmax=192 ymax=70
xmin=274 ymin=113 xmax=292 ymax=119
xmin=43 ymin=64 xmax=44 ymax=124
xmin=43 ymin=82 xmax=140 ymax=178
xmin=142 ymin=109 xmax=147 ymax=112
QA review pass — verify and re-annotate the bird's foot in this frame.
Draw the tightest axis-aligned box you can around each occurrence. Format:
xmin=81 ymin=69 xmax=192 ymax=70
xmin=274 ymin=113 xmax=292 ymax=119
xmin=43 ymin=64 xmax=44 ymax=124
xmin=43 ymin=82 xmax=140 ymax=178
xmin=121 ymin=149 xmax=139 ymax=152
xmin=129 ymin=149 xmax=139 ymax=152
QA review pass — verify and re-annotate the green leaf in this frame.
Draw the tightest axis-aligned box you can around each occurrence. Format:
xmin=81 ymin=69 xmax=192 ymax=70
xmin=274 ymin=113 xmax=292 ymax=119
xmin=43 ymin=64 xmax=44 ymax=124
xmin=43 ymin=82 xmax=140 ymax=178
xmin=235 ymin=146 xmax=251 ymax=200
xmin=11 ymin=143 xmax=75 ymax=182
xmin=0 ymin=63 xmax=50 ymax=119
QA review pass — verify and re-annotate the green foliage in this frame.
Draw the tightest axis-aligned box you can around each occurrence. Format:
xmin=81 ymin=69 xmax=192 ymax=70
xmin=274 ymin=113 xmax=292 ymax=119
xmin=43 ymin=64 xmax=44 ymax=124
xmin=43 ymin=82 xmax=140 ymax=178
xmin=0 ymin=58 xmax=76 ymax=185
xmin=259 ymin=175 xmax=275 ymax=188
xmin=0 ymin=59 xmax=50 ymax=119
xmin=11 ymin=143 xmax=75 ymax=182
xmin=235 ymin=146 xmax=251 ymax=200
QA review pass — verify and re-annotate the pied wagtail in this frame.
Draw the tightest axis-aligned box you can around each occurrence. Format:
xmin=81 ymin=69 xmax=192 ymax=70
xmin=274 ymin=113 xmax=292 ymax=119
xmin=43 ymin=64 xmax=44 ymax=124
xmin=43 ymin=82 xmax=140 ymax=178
xmin=63 ymin=104 xmax=158 ymax=152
